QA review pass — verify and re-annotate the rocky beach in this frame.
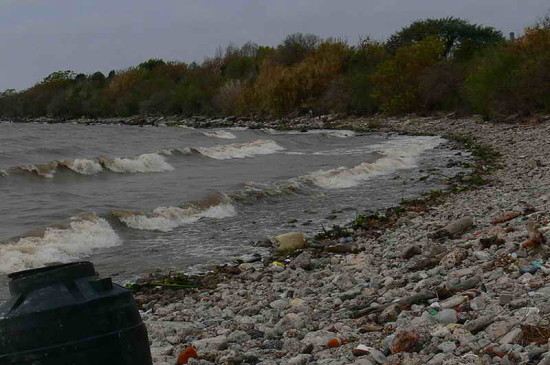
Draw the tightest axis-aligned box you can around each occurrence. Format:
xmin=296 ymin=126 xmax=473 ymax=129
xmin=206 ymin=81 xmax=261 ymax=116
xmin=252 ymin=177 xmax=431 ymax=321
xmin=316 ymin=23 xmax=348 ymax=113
xmin=115 ymin=114 xmax=550 ymax=365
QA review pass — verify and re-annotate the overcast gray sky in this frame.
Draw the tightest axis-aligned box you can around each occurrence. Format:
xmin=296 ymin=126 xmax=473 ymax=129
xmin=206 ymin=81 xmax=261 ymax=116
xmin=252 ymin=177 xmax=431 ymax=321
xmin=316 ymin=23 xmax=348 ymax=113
xmin=1 ymin=0 xmax=548 ymax=90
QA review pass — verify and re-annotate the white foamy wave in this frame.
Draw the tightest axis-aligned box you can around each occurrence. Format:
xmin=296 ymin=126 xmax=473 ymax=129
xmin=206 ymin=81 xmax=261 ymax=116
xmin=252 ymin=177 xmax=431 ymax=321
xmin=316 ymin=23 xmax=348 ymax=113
xmin=116 ymin=203 xmax=237 ymax=232
xmin=307 ymin=136 xmax=444 ymax=189
xmin=196 ymin=140 xmax=284 ymax=160
xmin=65 ymin=159 xmax=104 ymax=175
xmin=307 ymin=156 xmax=407 ymax=189
xmin=0 ymin=216 xmax=121 ymax=274
xmin=203 ymin=130 xmax=237 ymax=139
xmin=324 ymin=130 xmax=355 ymax=138
xmin=102 ymin=153 xmax=174 ymax=173
xmin=263 ymin=129 xmax=355 ymax=138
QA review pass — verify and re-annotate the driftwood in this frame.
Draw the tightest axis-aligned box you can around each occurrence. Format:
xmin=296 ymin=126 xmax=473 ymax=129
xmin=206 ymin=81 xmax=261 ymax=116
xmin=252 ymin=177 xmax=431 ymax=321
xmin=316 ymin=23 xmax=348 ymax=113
xmin=351 ymin=291 xmax=435 ymax=318
xmin=463 ymin=314 xmax=496 ymax=333
xmin=351 ymin=276 xmax=482 ymax=318
xmin=436 ymin=276 xmax=482 ymax=298
xmin=491 ymin=211 xmax=521 ymax=225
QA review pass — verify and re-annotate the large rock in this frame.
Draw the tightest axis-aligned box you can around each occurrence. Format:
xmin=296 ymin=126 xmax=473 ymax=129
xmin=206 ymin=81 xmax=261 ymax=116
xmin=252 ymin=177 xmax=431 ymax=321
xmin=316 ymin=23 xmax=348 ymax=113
xmin=301 ymin=330 xmax=336 ymax=348
xmin=275 ymin=232 xmax=307 ymax=252
xmin=192 ymin=335 xmax=228 ymax=353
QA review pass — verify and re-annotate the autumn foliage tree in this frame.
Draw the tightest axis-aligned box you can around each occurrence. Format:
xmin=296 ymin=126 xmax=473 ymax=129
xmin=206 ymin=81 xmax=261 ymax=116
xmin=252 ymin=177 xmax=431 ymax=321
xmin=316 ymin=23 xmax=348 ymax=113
xmin=0 ymin=17 xmax=548 ymax=120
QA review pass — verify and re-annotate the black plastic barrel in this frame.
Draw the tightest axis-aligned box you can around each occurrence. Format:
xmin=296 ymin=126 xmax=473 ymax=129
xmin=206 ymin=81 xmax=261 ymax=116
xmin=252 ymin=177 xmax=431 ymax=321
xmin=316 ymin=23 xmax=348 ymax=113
xmin=0 ymin=262 xmax=152 ymax=365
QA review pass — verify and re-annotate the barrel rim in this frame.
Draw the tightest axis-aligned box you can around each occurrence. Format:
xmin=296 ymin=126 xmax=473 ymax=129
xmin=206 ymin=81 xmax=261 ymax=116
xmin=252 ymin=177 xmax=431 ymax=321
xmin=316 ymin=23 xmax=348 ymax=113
xmin=8 ymin=262 xmax=93 ymax=280
xmin=8 ymin=261 xmax=96 ymax=296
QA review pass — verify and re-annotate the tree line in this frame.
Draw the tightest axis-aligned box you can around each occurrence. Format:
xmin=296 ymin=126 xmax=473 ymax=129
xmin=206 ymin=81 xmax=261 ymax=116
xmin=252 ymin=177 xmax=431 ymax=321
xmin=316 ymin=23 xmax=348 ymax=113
xmin=1 ymin=16 xmax=549 ymax=120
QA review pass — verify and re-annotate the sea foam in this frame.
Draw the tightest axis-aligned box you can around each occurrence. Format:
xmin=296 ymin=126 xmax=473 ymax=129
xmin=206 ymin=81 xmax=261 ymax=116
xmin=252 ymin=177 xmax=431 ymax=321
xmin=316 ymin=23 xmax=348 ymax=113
xmin=0 ymin=216 xmax=121 ymax=273
xmin=115 ymin=203 xmax=237 ymax=232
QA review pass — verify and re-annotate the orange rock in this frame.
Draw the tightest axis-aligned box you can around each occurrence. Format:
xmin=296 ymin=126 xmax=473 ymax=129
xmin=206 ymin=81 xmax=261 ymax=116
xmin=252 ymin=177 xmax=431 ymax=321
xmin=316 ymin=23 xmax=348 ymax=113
xmin=177 ymin=346 xmax=199 ymax=364
xmin=327 ymin=338 xmax=341 ymax=348
xmin=391 ymin=328 xmax=420 ymax=354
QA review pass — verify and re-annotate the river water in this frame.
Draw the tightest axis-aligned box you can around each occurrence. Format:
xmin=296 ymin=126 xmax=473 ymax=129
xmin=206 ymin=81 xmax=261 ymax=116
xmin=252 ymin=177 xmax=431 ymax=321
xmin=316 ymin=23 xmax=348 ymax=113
xmin=0 ymin=121 xmax=468 ymax=299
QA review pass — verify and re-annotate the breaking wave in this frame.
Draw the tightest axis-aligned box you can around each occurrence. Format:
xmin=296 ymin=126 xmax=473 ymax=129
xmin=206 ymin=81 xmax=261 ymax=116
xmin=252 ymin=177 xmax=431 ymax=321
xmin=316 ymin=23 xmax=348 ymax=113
xmin=98 ymin=153 xmax=174 ymax=173
xmin=305 ymin=136 xmax=444 ymax=189
xmin=6 ymin=153 xmax=174 ymax=178
xmin=0 ymin=215 xmax=121 ymax=274
xmin=113 ymin=195 xmax=237 ymax=232
xmin=167 ymin=139 xmax=284 ymax=160
xmin=202 ymin=130 xmax=237 ymax=139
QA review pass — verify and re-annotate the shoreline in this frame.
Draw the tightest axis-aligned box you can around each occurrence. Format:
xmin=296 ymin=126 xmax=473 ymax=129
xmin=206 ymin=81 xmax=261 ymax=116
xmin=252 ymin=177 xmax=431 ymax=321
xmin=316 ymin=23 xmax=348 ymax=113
xmin=134 ymin=115 xmax=550 ymax=365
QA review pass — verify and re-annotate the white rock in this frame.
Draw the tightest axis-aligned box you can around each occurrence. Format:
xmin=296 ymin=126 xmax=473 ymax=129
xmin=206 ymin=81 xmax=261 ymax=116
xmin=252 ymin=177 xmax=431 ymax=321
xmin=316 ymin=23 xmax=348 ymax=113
xmin=275 ymin=232 xmax=306 ymax=251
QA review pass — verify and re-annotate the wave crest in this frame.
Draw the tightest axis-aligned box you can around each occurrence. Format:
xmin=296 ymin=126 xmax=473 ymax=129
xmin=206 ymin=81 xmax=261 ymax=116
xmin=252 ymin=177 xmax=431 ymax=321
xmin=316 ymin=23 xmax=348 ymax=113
xmin=100 ymin=153 xmax=174 ymax=173
xmin=8 ymin=153 xmax=174 ymax=178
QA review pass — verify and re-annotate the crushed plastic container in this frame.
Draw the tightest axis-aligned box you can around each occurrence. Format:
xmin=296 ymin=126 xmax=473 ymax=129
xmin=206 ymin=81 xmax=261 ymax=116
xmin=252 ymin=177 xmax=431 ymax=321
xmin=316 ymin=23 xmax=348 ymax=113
xmin=0 ymin=262 xmax=152 ymax=365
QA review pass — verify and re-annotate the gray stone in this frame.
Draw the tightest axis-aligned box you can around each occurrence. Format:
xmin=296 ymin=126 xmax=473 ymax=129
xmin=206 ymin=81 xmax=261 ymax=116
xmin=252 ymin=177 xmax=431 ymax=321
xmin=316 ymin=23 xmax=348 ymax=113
xmin=288 ymin=354 xmax=312 ymax=365
xmin=192 ymin=335 xmax=228 ymax=353
xmin=438 ymin=341 xmax=457 ymax=353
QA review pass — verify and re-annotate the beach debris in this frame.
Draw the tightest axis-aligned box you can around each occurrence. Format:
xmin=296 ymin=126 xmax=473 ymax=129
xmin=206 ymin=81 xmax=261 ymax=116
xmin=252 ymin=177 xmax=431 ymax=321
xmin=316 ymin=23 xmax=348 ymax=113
xmin=177 ymin=347 xmax=199 ymax=364
xmin=521 ymin=220 xmax=546 ymax=248
xmin=326 ymin=338 xmax=342 ymax=348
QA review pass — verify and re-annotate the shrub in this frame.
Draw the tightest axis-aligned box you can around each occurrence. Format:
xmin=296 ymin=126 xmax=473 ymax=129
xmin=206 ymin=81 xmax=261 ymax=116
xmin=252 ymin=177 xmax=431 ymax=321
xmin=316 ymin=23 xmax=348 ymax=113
xmin=418 ymin=60 xmax=466 ymax=111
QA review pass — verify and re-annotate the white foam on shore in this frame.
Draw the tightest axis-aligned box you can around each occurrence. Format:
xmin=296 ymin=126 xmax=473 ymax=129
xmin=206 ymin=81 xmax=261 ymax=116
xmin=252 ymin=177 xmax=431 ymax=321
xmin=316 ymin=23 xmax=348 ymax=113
xmin=195 ymin=139 xmax=284 ymax=160
xmin=102 ymin=153 xmax=174 ymax=173
xmin=306 ymin=136 xmax=444 ymax=189
xmin=202 ymin=130 xmax=237 ymax=139
xmin=0 ymin=216 xmax=121 ymax=273
xmin=116 ymin=203 xmax=237 ymax=232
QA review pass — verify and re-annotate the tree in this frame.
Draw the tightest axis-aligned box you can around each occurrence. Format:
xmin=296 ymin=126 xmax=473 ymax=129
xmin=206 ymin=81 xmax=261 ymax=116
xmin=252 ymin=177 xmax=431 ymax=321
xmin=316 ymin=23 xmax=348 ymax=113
xmin=41 ymin=70 xmax=76 ymax=83
xmin=386 ymin=17 xmax=504 ymax=61
xmin=138 ymin=58 xmax=166 ymax=71
xmin=537 ymin=10 xmax=550 ymax=29
xmin=275 ymin=33 xmax=320 ymax=66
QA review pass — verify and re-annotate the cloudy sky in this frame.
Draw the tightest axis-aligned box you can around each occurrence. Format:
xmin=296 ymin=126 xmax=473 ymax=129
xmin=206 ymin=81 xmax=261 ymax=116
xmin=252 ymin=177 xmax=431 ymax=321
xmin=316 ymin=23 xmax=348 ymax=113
xmin=1 ymin=0 xmax=548 ymax=90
